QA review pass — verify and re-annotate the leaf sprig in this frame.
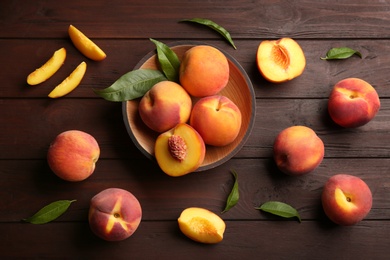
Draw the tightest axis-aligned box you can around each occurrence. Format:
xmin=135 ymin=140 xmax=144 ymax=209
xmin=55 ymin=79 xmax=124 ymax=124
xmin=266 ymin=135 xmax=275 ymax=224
xmin=255 ymin=201 xmax=301 ymax=223
xmin=23 ymin=200 xmax=76 ymax=224
xmin=222 ymin=170 xmax=239 ymax=213
xmin=321 ymin=47 xmax=362 ymax=60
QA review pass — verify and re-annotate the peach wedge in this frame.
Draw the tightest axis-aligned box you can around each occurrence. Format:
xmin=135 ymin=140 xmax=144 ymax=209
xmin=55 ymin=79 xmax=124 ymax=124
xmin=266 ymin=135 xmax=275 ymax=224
xmin=178 ymin=207 xmax=226 ymax=244
xmin=256 ymin=38 xmax=306 ymax=83
xmin=27 ymin=47 xmax=66 ymax=85
xmin=154 ymin=123 xmax=205 ymax=177
xmin=48 ymin=61 xmax=87 ymax=98
xmin=68 ymin=24 xmax=106 ymax=61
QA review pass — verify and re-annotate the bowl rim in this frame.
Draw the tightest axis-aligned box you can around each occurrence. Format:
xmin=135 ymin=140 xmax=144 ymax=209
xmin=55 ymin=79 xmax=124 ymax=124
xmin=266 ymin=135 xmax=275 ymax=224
xmin=122 ymin=40 xmax=256 ymax=171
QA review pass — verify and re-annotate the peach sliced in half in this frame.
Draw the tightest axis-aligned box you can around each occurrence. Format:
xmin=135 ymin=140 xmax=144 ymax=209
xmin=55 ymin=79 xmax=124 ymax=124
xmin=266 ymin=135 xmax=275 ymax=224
xmin=68 ymin=24 xmax=106 ymax=61
xmin=256 ymin=38 xmax=306 ymax=83
xmin=154 ymin=123 xmax=205 ymax=177
xmin=178 ymin=207 xmax=226 ymax=244
xmin=48 ymin=61 xmax=87 ymax=98
xmin=27 ymin=47 xmax=66 ymax=85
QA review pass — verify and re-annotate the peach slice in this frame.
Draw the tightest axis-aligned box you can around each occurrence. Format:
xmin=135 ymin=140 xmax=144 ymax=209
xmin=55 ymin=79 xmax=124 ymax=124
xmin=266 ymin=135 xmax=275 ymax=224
xmin=154 ymin=123 xmax=205 ymax=177
xmin=256 ymin=38 xmax=306 ymax=83
xmin=27 ymin=47 xmax=66 ymax=85
xmin=178 ymin=207 xmax=226 ymax=244
xmin=68 ymin=24 xmax=106 ymax=61
xmin=48 ymin=61 xmax=87 ymax=98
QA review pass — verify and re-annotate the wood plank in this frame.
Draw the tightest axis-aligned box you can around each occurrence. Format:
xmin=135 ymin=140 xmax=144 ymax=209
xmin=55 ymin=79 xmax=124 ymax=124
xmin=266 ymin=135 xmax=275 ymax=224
xmin=1 ymin=158 xmax=389 ymax=222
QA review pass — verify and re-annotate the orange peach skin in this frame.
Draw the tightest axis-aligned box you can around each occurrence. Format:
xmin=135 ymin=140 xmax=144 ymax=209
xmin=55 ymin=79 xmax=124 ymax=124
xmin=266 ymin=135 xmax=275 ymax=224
xmin=139 ymin=81 xmax=192 ymax=133
xmin=89 ymin=188 xmax=142 ymax=241
xmin=180 ymin=45 xmax=229 ymax=97
xmin=155 ymin=123 xmax=205 ymax=177
xmin=321 ymin=174 xmax=372 ymax=226
xmin=47 ymin=130 xmax=100 ymax=182
xmin=190 ymin=95 xmax=242 ymax=147
xmin=273 ymin=126 xmax=324 ymax=176
xmin=328 ymin=78 xmax=380 ymax=128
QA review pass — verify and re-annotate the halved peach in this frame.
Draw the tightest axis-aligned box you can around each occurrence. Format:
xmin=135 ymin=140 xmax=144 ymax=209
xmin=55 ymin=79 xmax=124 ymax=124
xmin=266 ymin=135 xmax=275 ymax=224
xmin=48 ymin=61 xmax=87 ymax=98
xmin=27 ymin=47 xmax=66 ymax=85
xmin=68 ymin=25 xmax=106 ymax=61
xmin=154 ymin=123 xmax=205 ymax=177
xmin=256 ymin=38 xmax=306 ymax=83
xmin=178 ymin=207 xmax=226 ymax=244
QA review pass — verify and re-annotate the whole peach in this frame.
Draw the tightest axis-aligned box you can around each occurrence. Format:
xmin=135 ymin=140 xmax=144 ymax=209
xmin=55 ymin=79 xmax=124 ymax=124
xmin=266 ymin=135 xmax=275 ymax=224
xmin=190 ymin=95 xmax=242 ymax=146
xmin=47 ymin=130 xmax=100 ymax=181
xmin=180 ymin=45 xmax=229 ymax=97
xmin=273 ymin=126 xmax=324 ymax=176
xmin=138 ymin=81 xmax=192 ymax=133
xmin=89 ymin=188 xmax=142 ymax=241
xmin=321 ymin=174 xmax=372 ymax=226
xmin=328 ymin=78 xmax=380 ymax=128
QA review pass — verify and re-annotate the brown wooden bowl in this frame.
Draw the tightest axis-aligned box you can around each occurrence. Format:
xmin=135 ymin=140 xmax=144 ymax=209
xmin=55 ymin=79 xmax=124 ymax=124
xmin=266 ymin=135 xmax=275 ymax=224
xmin=122 ymin=41 xmax=255 ymax=171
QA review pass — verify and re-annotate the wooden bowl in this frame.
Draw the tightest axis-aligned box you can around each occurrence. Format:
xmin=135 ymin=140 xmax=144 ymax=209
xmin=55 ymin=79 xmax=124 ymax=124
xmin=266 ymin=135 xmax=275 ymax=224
xmin=122 ymin=41 xmax=255 ymax=171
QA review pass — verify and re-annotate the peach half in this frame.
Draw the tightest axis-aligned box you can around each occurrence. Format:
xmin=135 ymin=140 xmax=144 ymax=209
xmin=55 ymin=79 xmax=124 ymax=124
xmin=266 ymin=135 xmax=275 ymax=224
xmin=328 ymin=78 xmax=380 ymax=128
xmin=154 ymin=123 xmax=205 ymax=177
xmin=190 ymin=95 xmax=242 ymax=147
xmin=180 ymin=45 xmax=229 ymax=97
xmin=256 ymin=38 xmax=306 ymax=83
xmin=178 ymin=207 xmax=226 ymax=244
xmin=273 ymin=125 xmax=324 ymax=176
xmin=139 ymin=81 xmax=192 ymax=133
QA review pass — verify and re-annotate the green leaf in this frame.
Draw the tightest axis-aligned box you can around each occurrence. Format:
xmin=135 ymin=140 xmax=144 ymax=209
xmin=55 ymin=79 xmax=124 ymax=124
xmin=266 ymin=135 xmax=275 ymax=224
xmin=150 ymin=38 xmax=181 ymax=82
xmin=23 ymin=200 xmax=76 ymax=224
xmin=222 ymin=170 xmax=239 ymax=213
xmin=94 ymin=69 xmax=167 ymax=102
xmin=180 ymin=18 xmax=237 ymax=49
xmin=320 ymin=47 xmax=362 ymax=60
xmin=255 ymin=201 xmax=301 ymax=223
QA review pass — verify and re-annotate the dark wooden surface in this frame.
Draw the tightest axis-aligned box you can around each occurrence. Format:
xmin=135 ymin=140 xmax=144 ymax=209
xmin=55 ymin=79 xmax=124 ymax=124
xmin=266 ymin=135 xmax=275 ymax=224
xmin=1 ymin=0 xmax=390 ymax=259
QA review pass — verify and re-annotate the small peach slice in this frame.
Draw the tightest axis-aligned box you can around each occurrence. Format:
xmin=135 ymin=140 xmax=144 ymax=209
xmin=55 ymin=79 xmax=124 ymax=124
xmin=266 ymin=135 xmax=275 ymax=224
xmin=68 ymin=24 xmax=106 ymax=61
xmin=256 ymin=38 xmax=306 ymax=83
xmin=178 ymin=207 xmax=226 ymax=244
xmin=27 ymin=47 xmax=66 ymax=85
xmin=48 ymin=61 xmax=87 ymax=98
xmin=154 ymin=123 xmax=205 ymax=177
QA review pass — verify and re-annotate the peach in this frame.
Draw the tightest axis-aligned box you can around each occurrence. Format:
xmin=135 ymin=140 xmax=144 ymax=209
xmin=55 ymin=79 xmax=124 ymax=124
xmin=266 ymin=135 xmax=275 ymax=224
xmin=138 ymin=81 xmax=192 ymax=133
xmin=179 ymin=45 xmax=229 ymax=97
xmin=321 ymin=174 xmax=372 ymax=226
xmin=47 ymin=130 xmax=100 ymax=182
xmin=48 ymin=61 xmax=87 ymax=98
xmin=68 ymin=24 xmax=106 ymax=61
xmin=154 ymin=123 xmax=205 ymax=177
xmin=328 ymin=78 xmax=380 ymax=128
xmin=27 ymin=47 xmax=66 ymax=85
xmin=178 ymin=207 xmax=226 ymax=244
xmin=190 ymin=95 xmax=242 ymax=146
xmin=273 ymin=126 xmax=324 ymax=176
xmin=256 ymin=38 xmax=306 ymax=83
xmin=89 ymin=188 xmax=142 ymax=241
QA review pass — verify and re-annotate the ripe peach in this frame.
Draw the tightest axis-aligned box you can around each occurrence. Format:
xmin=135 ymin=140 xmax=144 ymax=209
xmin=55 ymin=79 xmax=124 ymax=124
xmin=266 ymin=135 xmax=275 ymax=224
xmin=321 ymin=174 xmax=372 ymax=226
xmin=190 ymin=95 xmax=242 ymax=146
xmin=180 ymin=45 xmax=229 ymax=97
xmin=273 ymin=126 xmax=324 ymax=176
xmin=154 ymin=123 xmax=205 ymax=177
xmin=138 ymin=81 xmax=192 ymax=133
xmin=88 ymin=188 xmax=142 ymax=241
xmin=328 ymin=78 xmax=380 ymax=128
xmin=178 ymin=207 xmax=226 ymax=244
xmin=256 ymin=38 xmax=306 ymax=83
xmin=47 ymin=130 xmax=100 ymax=182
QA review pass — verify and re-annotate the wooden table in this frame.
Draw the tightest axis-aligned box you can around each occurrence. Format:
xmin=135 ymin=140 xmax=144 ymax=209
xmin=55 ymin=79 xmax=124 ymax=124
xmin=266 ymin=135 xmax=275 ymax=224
xmin=1 ymin=0 xmax=390 ymax=259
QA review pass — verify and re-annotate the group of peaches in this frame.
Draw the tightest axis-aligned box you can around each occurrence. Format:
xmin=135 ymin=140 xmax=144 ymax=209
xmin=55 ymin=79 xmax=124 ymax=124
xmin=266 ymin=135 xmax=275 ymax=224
xmin=27 ymin=26 xmax=380 ymax=244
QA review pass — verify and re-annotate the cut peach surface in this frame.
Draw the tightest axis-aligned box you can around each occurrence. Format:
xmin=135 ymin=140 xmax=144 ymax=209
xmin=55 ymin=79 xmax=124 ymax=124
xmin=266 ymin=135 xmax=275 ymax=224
xmin=27 ymin=47 xmax=66 ymax=85
xmin=178 ymin=207 xmax=226 ymax=244
xmin=154 ymin=123 xmax=205 ymax=177
xmin=48 ymin=61 xmax=87 ymax=98
xmin=256 ymin=38 xmax=306 ymax=83
xmin=68 ymin=24 xmax=106 ymax=61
